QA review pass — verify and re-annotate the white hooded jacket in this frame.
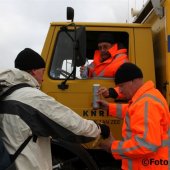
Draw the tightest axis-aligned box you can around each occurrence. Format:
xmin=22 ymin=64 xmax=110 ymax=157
xmin=0 ymin=69 xmax=101 ymax=170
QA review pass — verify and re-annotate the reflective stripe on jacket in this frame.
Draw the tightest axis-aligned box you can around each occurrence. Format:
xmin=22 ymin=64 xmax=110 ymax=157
xmin=88 ymin=43 xmax=128 ymax=78
xmin=109 ymin=81 xmax=170 ymax=170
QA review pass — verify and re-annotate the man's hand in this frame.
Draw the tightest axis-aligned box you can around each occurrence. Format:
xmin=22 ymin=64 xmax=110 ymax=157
xmin=97 ymin=100 xmax=109 ymax=110
xmin=80 ymin=66 xmax=88 ymax=78
xmin=98 ymin=87 xmax=118 ymax=99
xmin=98 ymin=132 xmax=115 ymax=153
xmin=98 ymin=87 xmax=109 ymax=98
xmin=98 ymin=123 xmax=110 ymax=139
xmin=80 ymin=65 xmax=85 ymax=74
xmin=91 ymin=123 xmax=110 ymax=148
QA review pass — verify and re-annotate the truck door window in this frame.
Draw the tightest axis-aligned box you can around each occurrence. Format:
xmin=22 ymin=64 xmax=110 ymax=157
xmin=49 ymin=30 xmax=129 ymax=80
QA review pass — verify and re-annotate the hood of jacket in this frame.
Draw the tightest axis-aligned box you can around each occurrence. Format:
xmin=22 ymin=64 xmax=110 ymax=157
xmin=0 ymin=68 xmax=40 ymax=95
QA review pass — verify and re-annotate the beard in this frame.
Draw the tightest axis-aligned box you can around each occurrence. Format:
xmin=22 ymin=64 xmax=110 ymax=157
xmin=100 ymin=51 xmax=111 ymax=62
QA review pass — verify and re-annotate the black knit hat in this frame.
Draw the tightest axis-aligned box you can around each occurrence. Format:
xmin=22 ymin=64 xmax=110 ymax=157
xmin=98 ymin=33 xmax=115 ymax=44
xmin=15 ymin=48 xmax=45 ymax=71
xmin=115 ymin=63 xmax=143 ymax=85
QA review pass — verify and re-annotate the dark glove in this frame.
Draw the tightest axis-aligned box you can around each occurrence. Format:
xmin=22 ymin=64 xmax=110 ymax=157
xmin=98 ymin=123 xmax=110 ymax=139
xmin=108 ymin=88 xmax=118 ymax=99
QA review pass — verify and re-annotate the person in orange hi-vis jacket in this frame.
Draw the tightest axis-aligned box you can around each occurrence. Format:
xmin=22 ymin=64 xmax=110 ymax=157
xmin=98 ymin=62 xmax=170 ymax=170
xmin=80 ymin=32 xmax=129 ymax=79
xmin=81 ymin=32 xmax=129 ymax=100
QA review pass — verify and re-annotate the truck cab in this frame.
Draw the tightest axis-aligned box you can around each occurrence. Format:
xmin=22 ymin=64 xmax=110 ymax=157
xmin=41 ymin=21 xmax=155 ymax=137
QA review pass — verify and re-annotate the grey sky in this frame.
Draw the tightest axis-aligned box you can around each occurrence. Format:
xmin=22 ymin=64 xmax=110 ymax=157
xmin=0 ymin=0 xmax=147 ymax=69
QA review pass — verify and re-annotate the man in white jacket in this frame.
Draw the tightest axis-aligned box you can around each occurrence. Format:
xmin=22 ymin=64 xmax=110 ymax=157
xmin=0 ymin=48 xmax=110 ymax=170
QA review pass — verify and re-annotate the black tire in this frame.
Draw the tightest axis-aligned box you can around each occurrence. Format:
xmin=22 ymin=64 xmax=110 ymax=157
xmin=51 ymin=139 xmax=99 ymax=170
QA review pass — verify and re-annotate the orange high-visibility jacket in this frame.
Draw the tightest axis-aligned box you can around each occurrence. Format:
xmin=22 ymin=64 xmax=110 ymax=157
xmin=109 ymin=81 xmax=170 ymax=170
xmin=88 ymin=43 xmax=128 ymax=78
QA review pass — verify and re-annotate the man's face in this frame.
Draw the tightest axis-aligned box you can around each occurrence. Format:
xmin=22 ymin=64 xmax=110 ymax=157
xmin=98 ymin=42 xmax=113 ymax=62
xmin=118 ymin=81 xmax=134 ymax=100
xmin=31 ymin=68 xmax=45 ymax=85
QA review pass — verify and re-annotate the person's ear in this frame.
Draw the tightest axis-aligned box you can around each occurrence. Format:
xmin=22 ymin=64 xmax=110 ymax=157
xmin=29 ymin=69 xmax=36 ymax=76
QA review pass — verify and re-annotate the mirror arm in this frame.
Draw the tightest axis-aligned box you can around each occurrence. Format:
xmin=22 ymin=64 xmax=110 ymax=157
xmin=58 ymin=66 xmax=76 ymax=90
xmin=58 ymin=23 xmax=77 ymax=90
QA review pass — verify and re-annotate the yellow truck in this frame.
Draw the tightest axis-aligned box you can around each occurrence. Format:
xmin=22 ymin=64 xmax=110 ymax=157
xmin=41 ymin=0 xmax=170 ymax=169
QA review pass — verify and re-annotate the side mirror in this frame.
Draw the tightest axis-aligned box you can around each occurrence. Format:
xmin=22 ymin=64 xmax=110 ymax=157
xmin=67 ymin=7 xmax=74 ymax=22
xmin=75 ymin=26 xmax=86 ymax=67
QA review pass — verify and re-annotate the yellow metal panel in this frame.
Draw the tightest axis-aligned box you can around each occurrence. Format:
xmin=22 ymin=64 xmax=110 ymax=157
xmin=51 ymin=22 xmax=152 ymax=28
xmin=134 ymin=28 xmax=155 ymax=83
xmin=41 ymin=25 xmax=56 ymax=62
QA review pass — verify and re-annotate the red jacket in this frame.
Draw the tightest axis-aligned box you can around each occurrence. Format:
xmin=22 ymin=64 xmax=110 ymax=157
xmin=109 ymin=81 xmax=170 ymax=170
xmin=88 ymin=44 xmax=128 ymax=78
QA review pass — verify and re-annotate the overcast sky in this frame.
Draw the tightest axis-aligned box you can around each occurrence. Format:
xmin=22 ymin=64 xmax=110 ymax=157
xmin=0 ymin=0 xmax=147 ymax=69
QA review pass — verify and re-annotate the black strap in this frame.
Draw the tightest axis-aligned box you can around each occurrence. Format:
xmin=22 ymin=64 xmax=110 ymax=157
xmin=0 ymin=83 xmax=31 ymax=100
xmin=10 ymin=135 xmax=33 ymax=163
xmin=0 ymin=83 xmax=33 ymax=163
